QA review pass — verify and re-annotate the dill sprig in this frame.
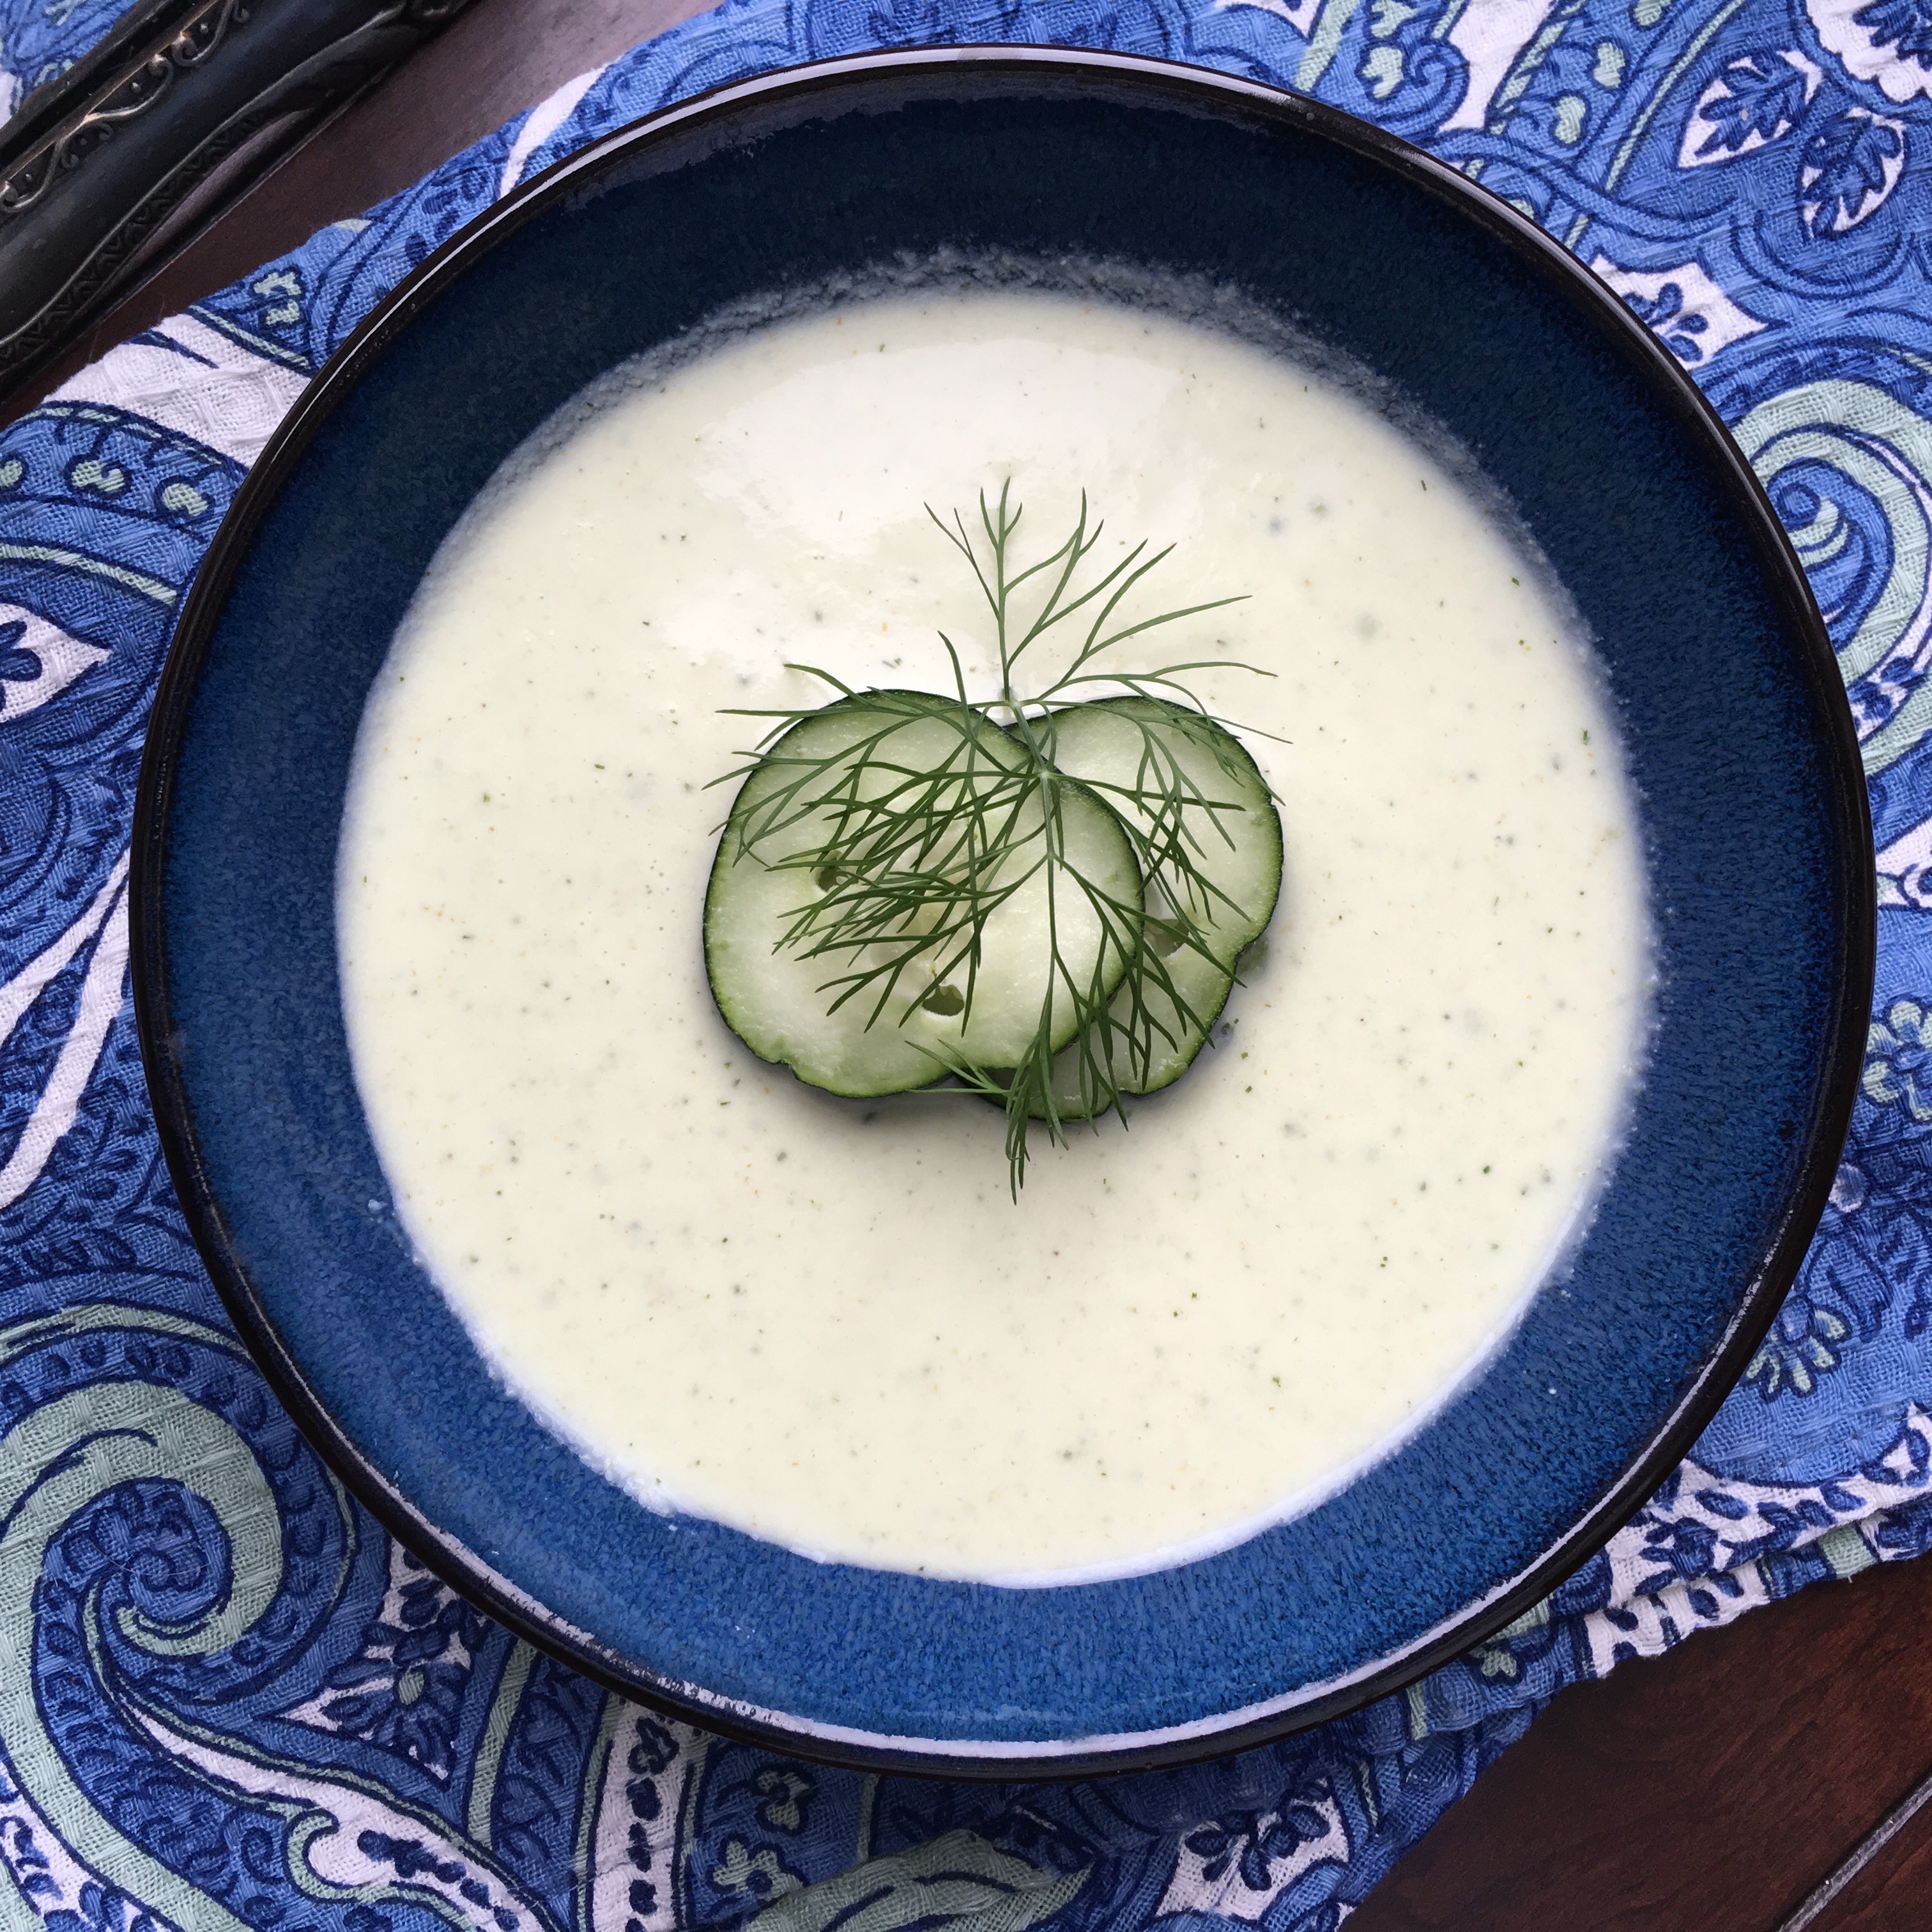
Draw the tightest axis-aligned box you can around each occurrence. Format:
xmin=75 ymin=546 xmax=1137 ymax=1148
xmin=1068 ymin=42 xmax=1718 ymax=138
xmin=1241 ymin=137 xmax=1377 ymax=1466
xmin=713 ymin=482 xmax=1272 ymax=1195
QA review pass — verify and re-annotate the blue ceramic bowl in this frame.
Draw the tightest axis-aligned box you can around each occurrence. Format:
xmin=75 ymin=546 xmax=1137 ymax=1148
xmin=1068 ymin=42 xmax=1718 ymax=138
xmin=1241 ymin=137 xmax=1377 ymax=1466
xmin=132 ymin=49 xmax=1873 ymax=1776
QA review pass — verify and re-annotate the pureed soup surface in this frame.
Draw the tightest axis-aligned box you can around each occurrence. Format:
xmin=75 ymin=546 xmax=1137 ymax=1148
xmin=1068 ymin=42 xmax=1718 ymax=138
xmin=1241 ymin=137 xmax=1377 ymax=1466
xmin=338 ymin=284 xmax=1650 ymax=1581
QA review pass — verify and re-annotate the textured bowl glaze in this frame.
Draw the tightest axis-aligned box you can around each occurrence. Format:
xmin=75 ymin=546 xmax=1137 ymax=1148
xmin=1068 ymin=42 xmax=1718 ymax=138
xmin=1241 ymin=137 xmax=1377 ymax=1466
xmin=132 ymin=49 xmax=1873 ymax=1777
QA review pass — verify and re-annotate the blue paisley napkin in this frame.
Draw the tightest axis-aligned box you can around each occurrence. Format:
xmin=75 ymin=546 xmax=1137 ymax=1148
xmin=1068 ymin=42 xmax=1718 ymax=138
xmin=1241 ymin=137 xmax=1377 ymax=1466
xmin=5 ymin=0 xmax=1932 ymax=1926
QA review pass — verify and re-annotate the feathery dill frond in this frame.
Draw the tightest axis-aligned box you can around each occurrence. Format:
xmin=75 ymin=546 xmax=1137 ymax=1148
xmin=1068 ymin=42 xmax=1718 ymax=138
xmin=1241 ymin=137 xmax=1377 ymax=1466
xmin=714 ymin=484 xmax=1276 ymax=1193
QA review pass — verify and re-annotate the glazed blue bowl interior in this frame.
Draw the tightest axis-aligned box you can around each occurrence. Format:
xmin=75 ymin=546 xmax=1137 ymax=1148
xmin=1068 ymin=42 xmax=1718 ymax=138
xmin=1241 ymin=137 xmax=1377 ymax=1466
xmin=144 ymin=54 xmax=1866 ymax=1772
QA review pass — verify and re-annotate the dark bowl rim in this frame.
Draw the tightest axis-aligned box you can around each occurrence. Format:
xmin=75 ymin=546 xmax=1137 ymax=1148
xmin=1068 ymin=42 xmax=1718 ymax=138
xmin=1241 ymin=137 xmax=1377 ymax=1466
xmin=129 ymin=42 xmax=1876 ymax=1781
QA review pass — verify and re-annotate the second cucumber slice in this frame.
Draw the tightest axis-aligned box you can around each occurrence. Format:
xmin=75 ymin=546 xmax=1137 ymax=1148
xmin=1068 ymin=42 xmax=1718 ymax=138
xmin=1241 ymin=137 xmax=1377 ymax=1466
xmin=1032 ymin=696 xmax=1282 ymax=1118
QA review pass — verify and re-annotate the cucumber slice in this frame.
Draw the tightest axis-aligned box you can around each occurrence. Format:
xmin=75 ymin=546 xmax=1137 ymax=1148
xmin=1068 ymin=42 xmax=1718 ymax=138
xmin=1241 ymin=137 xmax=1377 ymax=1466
xmin=1033 ymin=696 xmax=1282 ymax=1117
xmin=705 ymin=691 xmax=1140 ymax=1097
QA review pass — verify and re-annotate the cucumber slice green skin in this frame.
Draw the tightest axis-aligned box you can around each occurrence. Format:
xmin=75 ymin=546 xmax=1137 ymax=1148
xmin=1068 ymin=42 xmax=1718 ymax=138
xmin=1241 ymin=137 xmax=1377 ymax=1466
xmin=705 ymin=691 xmax=1141 ymax=1099
xmin=1032 ymin=696 xmax=1282 ymax=1119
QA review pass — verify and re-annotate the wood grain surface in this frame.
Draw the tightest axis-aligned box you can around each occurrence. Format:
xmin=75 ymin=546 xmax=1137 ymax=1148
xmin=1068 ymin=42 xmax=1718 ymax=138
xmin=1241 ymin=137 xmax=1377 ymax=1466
xmin=9 ymin=8 xmax=1926 ymax=1922
xmin=1352 ymin=1552 xmax=1932 ymax=1931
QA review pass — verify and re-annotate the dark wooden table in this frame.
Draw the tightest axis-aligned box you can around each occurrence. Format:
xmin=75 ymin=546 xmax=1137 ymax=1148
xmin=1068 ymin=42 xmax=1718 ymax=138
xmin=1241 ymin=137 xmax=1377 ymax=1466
xmin=1354 ymin=1553 xmax=1932 ymax=1931
xmin=10 ymin=8 xmax=1927 ymax=1922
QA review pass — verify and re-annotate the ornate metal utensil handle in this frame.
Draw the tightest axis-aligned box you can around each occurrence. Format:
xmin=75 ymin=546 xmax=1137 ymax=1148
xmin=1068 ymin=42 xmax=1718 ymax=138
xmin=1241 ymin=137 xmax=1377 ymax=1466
xmin=0 ymin=0 xmax=476 ymax=400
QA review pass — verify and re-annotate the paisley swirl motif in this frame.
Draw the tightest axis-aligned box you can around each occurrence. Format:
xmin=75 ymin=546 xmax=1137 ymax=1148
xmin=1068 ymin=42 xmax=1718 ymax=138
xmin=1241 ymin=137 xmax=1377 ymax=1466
xmin=1732 ymin=378 xmax=1932 ymax=776
xmin=0 ymin=1303 xmax=551 ymax=1932
xmin=1708 ymin=346 xmax=1932 ymax=914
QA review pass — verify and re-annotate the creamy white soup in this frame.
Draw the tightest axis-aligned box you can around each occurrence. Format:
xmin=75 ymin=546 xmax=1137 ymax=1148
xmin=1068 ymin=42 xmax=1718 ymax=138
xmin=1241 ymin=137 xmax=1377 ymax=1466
xmin=337 ymin=284 xmax=1650 ymax=1582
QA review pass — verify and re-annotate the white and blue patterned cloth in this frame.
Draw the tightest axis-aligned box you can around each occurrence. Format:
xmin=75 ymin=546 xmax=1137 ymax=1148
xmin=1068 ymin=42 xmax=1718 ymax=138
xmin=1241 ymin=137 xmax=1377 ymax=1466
xmin=6 ymin=1 xmax=1932 ymax=1926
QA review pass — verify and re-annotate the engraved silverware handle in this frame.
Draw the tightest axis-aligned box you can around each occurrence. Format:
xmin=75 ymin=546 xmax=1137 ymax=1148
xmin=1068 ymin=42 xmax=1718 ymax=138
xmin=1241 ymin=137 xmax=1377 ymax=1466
xmin=0 ymin=0 xmax=476 ymax=399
